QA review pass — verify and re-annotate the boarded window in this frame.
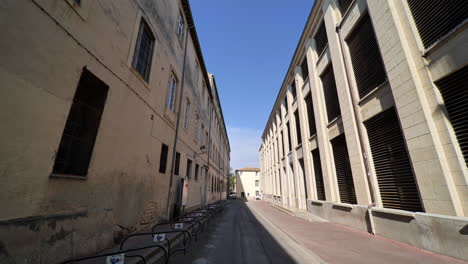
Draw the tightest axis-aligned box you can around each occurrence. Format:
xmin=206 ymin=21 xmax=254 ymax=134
xmin=52 ymin=68 xmax=108 ymax=176
xmin=312 ymin=149 xmax=326 ymax=200
xmin=347 ymin=13 xmax=387 ymax=98
xmin=304 ymin=93 xmax=316 ymax=137
xmin=435 ymin=65 xmax=468 ymax=167
xmin=365 ymin=107 xmax=423 ymax=212
xmin=159 ymin=144 xmax=169 ymax=173
xmin=331 ymin=134 xmax=357 ymax=204
xmin=407 ymin=0 xmax=468 ymax=49
xmin=132 ymin=19 xmax=155 ymax=81
xmin=294 ymin=111 xmax=302 ymax=145
xmin=321 ymin=65 xmax=341 ymax=122
xmin=174 ymin=152 xmax=181 ymax=175
xmin=338 ymin=0 xmax=353 ymax=15
xmin=315 ymin=22 xmax=328 ymax=56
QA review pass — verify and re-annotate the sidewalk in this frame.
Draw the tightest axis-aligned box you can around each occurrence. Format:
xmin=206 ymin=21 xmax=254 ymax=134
xmin=247 ymin=201 xmax=467 ymax=264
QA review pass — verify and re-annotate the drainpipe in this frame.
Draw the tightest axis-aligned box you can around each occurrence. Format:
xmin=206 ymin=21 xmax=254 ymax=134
xmin=165 ymin=25 xmax=190 ymax=220
xmin=335 ymin=24 xmax=376 ymax=234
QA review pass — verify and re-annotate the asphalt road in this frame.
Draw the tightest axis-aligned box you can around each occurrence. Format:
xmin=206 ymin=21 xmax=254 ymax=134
xmin=166 ymin=200 xmax=319 ymax=264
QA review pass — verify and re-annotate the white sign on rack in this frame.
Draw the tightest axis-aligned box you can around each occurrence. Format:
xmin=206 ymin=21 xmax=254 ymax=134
xmin=106 ymin=254 xmax=124 ymax=264
xmin=174 ymin=223 xmax=184 ymax=229
xmin=154 ymin=233 xmax=166 ymax=242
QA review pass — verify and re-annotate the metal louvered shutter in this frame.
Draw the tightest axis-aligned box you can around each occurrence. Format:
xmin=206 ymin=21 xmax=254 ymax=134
xmin=312 ymin=149 xmax=326 ymax=201
xmin=407 ymin=0 xmax=468 ymax=49
xmin=321 ymin=65 xmax=341 ymax=122
xmin=331 ymin=134 xmax=357 ymax=204
xmin=435 ymin=65 xmax=468 ymax=167
xmin=315 ymin=22 xmax=328 ymax=56
xmin=338 ymin=0 xmax=353 ymax=15
xmin=364 ymin=107 xmax=423 ymax=212
xmin=347 ymin=13 xmax=387 ymax=99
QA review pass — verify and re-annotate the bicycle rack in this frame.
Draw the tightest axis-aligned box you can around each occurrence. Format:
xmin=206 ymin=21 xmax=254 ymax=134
xmin=60 ymin=244 xmax=168 ymax=264
xmin=120 ymin=230 xmax=192 ymax=259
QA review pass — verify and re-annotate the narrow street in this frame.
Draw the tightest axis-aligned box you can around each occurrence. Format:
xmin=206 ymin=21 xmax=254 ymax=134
xmin=168 ymin=200 xmax=467 ymax=264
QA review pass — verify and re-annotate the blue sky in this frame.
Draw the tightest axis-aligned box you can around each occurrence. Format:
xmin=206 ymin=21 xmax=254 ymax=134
xmin=191 ymin=0 xmax=314 ymax=170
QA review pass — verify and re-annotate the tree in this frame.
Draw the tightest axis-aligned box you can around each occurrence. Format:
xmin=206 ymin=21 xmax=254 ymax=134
xmin=229 ymin=172 xmax=236 ymax=191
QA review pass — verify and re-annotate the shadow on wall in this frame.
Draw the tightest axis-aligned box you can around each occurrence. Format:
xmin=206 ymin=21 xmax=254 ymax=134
xmin=236 ymin=175 xmax=248 ymax=202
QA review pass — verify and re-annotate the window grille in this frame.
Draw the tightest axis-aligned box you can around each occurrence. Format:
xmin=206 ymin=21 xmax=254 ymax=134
xmin=347 ymin=13 xmax=387 ymax=98
xmin=312 ymin=149 xmax=326 ymax=200
xmin=364 ymin=107 xmax=423 ymax=212
xmin=407 ymin=0 xmax=468 ymax=49
xmin=331 ymin=134 xmax=357 ymax=204
xmin=435 ymin=65 xmax=468 ymax=167
xmin=320 ymin=65 xmax=341 ymax=122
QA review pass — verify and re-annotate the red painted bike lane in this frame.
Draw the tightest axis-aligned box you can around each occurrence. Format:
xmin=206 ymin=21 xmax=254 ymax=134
xmin=248 ymin=201 xmax=467 ymax=264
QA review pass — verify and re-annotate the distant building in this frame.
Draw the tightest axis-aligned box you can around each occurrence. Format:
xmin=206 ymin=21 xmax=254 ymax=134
xmin=236 ymin=168 xmax=261 ymax=200
xmin=259 ymin=0 xmax=468 ymax=261
xmin=0 ymin=0 xmax=230 ymax=262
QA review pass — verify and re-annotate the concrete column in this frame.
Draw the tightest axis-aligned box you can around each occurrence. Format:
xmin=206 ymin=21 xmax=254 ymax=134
xmin=323 ymin=0 xmax=371 ymax=205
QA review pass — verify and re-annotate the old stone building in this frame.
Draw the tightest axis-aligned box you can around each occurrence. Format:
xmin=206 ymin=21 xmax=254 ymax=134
xmin=0 ymin=0 xmax=230 ymax=262
xmin=260 ymin=0 xmax=467 ymax=260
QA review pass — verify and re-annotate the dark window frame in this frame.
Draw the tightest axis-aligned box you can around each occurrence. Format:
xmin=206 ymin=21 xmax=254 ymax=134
xmin=52 ymin=68 xmax=108 ymax=177
xmin=314 ymin=21 xmax=328 ymax=56
xmin=159 ymin=144 xmax=169 ymax=173
xmin=174 ymin=152 xmax=181 ymax=175
xmin=320 ymin=65 xmax=341 ymax=122
xmin=132 ymin=18 xmax=155 ymax=82
xmin=304 ymin=93 xmax=317 ymax=137
xmin=186 ymin=158 xmax=192 ymax=179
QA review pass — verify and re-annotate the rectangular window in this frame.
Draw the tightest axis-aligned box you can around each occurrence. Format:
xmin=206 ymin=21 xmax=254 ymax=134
xmin=301 ymin=58 xmax=309 ymax=81
xmin=174 ymin=152 xmax=180 ymax=175
xmin=304 ymin=93 xmax=316 ymax=137
xmin=256 ymin=190 xmax=260 ymax=196
xmin=195 ymin=164 xmax=200 ymax=181
xmin=315 ymin=22 xmax=328 ymax=56
xmin=52 ymin=68 xmax=108 ymax=176
xmin=159 ymin=144 xmax=169 ymax=173
xmin=364 ymin=107 xmax=423 ymax=212
xmin=435 ymin=65 xmax=468 ymax=166
xmin=186 ymin=159 xmax=192 ymax=179
xmin=291 ymin=80 xmax=297 ymax=100
xmin=407 ymin=0 xmax=468 ymax=49
xmin=177 ymin=11 xmax=185 ymax=41
xmin=321 ymin=65 xmax=341 ymax=122
xmin=338 ymin=0 xmax=353 ymax=16
xmin=347 ymin=13 xmax=387 ymax=99
xmin=132 ymin=19 xmax=155 ymax=82
xmin=294 ymin=111 xmax=302 ymax=145
xmin=184 ymin=99 xmax=190 ymax=129
xmin=331 ymin=134 xmax=357 ymax=204
xmin=200 ymin=124 xmax=204 ymax=144
xmin=286 ymin=122 xmax=292 ymax=152
xmin=166 ymin=73 xmax=177 ymax=111
xmin=255 ymin=180 xmax=259 ymax=187
xmin=312 ymin=149 xmax=326 ymax=200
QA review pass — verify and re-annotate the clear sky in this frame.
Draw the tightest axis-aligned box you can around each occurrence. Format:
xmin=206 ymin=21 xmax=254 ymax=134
xmin=191 ymin=0 xmax=314 ymax=171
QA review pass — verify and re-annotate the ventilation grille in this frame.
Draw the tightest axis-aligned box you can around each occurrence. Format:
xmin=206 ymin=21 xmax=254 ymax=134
xmin=435 ymin=65 xmax=468 ymax=167
xmin=347 ymin=13 xmax=387 ymax=98
xmin=321 ymin=65 xmax=341 ymax=122
xmin=407 ymin=0 xmax=468 ymax=49
xmin=365 ymin=107 xmax=423 ymax=212
xmin=331 ymin=134 xmax=357 ymax=204
xmin=312 ymin=149 xmax=326 ymax=200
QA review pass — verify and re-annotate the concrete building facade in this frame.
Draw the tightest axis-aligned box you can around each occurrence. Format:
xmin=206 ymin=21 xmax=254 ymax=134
xmin=0 ymin=0 xmax=230 ymax=263
xmin=260 ymin=0 xmax=468 ymax=260
xmin=235 ymin=168 xmax=261 ymax=200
